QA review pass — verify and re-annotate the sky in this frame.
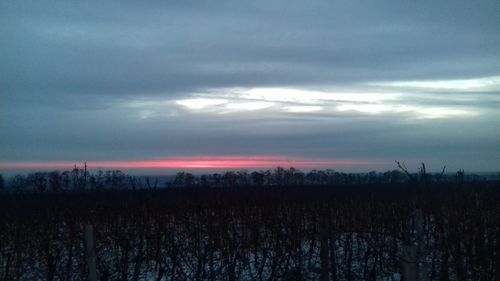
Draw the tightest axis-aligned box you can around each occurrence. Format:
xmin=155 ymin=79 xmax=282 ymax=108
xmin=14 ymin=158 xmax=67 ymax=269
xmin=1 ymin=0 xmax=499 ymax=174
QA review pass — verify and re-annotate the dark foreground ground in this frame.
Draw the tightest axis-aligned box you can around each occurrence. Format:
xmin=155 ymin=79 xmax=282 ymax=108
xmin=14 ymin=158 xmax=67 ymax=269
xmin=1 ymin=183 xmax=499 ymax=281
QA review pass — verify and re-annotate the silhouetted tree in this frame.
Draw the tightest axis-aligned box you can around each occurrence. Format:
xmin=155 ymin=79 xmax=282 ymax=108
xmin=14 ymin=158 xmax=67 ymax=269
xmin=109 ymin=170 xmax=127 ymax=189
xmin=88 ymin=174 xmax=98 ymax=191
xmin=263 ymin=170 xmax=273 ymax=186
xmin=456 ymin=169 xmax=465 ymax=185
xmin=93 ymin=170 xmax=105 ymax=190
xmin=251 ymin=171 xmax=265 ymax=187
xmin=222 ymin=171 xmax=237 ymax=188
xmin=236 ymin=170 xmax=250 ymax=186
xmin=382 ymin=170 xmax=403 ymax=184
xmin=306 ymin=170 xmax=319 ymax=185
xmin=274 ymin=166 xmax=286 ymax=186
xmin=145 ymin=176 xmax=158 ymax=189
xmin=61 ymin=171 xmax=71 ymax=190
xmin=200 ymin=175 xmax=209 ymax=188
xmin=128 ymin=175 xmax=139 ymax=190
xmin=48 ymin=171 xmax=62 ymax=192
xmin=173 ymin=172 xmax=185 ymax=187
xmin=366 ymin=171 xmax=378 ymax=184
xmin=27 ymin=172 xmax=48 ymax=192
xmin=185 ymin=172 xmax=194 ymax=187
xmin=71 ymin=165 xmax=83 ymax=190
xmin=395 ymin=160 xmax=418 ymax=184
xmin=9 ymin=174 xmax=26 ymax=192
xmin=173 ymin=172 xmax=195 ymax=188
xmin=211 ymin=173 xmax=222 ymax=188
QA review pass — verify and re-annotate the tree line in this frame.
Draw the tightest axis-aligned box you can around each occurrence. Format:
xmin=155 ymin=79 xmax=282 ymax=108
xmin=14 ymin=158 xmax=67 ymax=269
xmin=1 ymin=164 xmax=154 ymax=193
xmin=0 ymin=163 xmax=492 ymax=193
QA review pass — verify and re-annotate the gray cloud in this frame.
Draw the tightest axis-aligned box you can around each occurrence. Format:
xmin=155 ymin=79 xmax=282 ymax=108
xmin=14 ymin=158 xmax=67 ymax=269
xmin=1 ymin=0 xmax=499 ymax=172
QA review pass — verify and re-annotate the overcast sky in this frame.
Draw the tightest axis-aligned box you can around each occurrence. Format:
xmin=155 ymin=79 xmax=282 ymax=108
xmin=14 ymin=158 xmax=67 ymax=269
xmin=1 ymin=0 xmax=499 ymax=173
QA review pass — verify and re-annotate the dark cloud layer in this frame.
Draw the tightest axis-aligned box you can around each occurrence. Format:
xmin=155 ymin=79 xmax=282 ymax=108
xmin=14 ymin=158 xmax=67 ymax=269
xmin=1 ymin=0 xmax=499 ymax=172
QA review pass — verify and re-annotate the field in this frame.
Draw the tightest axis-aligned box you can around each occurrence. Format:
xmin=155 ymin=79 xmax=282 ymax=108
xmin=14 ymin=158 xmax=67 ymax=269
xmin=1 ymin=182 xmax=499 ymax=281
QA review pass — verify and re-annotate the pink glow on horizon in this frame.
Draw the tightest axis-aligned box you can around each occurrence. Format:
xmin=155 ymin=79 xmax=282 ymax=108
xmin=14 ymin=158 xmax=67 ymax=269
xmin=0 ymin=156 xmax=378 ymax=171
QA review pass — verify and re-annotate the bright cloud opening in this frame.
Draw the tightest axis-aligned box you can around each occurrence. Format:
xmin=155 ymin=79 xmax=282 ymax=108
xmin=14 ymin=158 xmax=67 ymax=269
xmin=224 ymin=101 xmax=275 ymax=111
xmin=337 ymin=104 xmax=392 ymax=114
xmin=146 ymin=85 xmax=484 ymax=120
xmin=414 ymin=107 xmax=477 ymax=119
xmin=376 ymin=76 xmax=500 ymax=91
xmin=176 ymin=98 xmax=228 ymax=110
xmin=241 ymin=88 xmax=397 ymax=103
xmin=284 ymin=106 xmax=323 ymax=113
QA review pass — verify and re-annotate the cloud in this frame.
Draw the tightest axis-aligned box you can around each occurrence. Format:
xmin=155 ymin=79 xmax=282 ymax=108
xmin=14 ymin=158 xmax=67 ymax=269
xmin=163 ymin=85 xmax=482 ymax=119
xmin=2 ymin=0 xmax=500 ymax=102
xmin=1 ymin=0 xmax=499 ymax=172
xmin=373 ymin=76 xmax=500 ymax=92
xmin=176 ymin=99 xmax=229 ymax=110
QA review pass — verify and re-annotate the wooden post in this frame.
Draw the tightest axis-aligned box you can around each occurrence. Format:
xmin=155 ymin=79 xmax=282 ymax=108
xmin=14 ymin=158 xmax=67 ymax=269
xmin=84 ymin=224 xmax=98 ymax=281
xmin=319 ymin=222 xmax=330 ymax=281
xmin=402 ymin=208 xmax=428 ymax=281
xmin=415 ymin=209 xmax=428 ymax=281
xmin=402 ymin=244 xmax=418 ymax=281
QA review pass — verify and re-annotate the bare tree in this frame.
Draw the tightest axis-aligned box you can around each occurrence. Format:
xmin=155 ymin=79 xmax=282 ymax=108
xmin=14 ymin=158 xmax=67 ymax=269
xmin=0 ymin=173 xmax=4 ymax=191
xmin=48 ymin=171 xmax=62 ymax=192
